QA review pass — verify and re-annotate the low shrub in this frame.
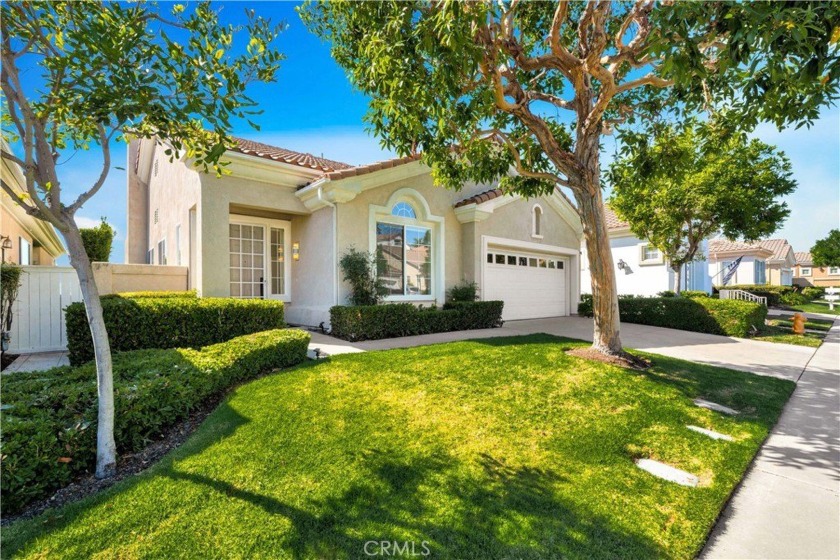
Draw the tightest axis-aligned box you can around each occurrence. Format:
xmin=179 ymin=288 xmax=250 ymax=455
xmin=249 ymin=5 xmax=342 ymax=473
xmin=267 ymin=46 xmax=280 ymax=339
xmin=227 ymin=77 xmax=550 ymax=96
xmin=66 ymin=296 xmax=285 ymax=365
xmin=802 ymin=287 xmax=826 ymax=301
xmin=681 ymin=290 xmax=711 ymax=298
xmin=106 ymin=290 xmax=198 ymax=299
xmin=657 ymin=290 xmax=677 ymax=298
xmin=578 ymin=295 xmax=766 ymax=338
xmin=447 ymin=282 xmax=479 ymax=303
xmin=0 ymin=328 xmax=310 ymax=514
xmin=779 ymin=291 xmax=810 ymax=306
xmin=329 ymin=301 xmax=504 ymax=341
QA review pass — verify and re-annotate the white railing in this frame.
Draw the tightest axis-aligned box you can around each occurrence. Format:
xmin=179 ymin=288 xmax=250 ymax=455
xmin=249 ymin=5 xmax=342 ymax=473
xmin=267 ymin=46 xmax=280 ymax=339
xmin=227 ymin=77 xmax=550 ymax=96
xmin=719 ymin=289 xmax=768 ymax=306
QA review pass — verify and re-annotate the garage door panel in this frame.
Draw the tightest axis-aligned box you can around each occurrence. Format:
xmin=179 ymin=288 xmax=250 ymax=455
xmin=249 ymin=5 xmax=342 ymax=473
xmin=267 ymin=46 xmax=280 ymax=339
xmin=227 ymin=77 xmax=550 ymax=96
xmin=484 ymin=247 xmax=568 ymax=321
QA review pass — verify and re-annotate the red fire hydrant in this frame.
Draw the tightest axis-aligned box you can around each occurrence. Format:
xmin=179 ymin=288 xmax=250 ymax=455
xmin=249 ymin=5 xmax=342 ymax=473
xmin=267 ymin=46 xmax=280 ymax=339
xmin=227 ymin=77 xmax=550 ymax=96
xmin=792 ymin=313 xmax=806 ymax=335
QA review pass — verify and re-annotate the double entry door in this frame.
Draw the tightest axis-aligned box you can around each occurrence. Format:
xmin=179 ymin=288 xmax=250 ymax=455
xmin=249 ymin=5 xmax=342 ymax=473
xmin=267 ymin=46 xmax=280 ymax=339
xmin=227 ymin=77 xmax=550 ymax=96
xmin=229 ymin=216 xmax=290 ymax=301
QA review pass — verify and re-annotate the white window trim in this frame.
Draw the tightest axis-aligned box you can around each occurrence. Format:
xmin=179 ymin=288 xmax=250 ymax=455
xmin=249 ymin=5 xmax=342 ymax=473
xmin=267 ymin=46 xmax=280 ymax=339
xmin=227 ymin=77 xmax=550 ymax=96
xmin=828 ymin=266 xmax=840 ymax=276
xmin=175 ymin=224 xmax=182 ymax=266
xmin=228 ymin=214 xmax=292 ymax=302
xmin=800 ymin=267 xmax=812 ymax=277
xmin=157 ymin=238 xmax=167 ymax=265
xmin=19 ymin=237 xmax=31 ymax=265
xmin=531 ymin=203 xmax=544 ymax=239
xmin=369 ymin=188 xmax=445 ymax=303
xmin=639 ymin=243 xmax=664 ymax=265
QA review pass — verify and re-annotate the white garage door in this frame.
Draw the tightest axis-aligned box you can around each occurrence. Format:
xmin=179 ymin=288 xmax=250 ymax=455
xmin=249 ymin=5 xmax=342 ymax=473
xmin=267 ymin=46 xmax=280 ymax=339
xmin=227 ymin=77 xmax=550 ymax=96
xmin=484 ymin=247 xmax=568 ymax=320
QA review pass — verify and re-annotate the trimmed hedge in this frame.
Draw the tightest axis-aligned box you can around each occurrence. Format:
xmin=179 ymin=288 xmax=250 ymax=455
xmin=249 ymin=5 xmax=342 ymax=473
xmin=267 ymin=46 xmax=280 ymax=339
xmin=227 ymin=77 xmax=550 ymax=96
xmin=0 ymin=328 xmax=310 ymax=514
xmin=802 ymin=286 xmax=826 ymax=301
xmin=106 ymin=290 xmax=198 ymax=299
xmin=66 ymin=296 xmax=285 ymax=366
xmin=578 ymin=294 xmax=766 ymax=338
xmin=329 ymin=301 xmax=504 ymax=342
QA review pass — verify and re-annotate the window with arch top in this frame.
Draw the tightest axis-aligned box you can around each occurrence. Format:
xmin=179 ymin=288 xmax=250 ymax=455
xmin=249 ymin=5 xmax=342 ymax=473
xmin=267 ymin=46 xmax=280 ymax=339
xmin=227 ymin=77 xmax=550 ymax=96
xmin=374 ymin=195 xmax=435 ymax=298
xmin=391 ymin=201 xmax=417 ymax=219
xmin=532 ymin=204 xmax=543 ymax=238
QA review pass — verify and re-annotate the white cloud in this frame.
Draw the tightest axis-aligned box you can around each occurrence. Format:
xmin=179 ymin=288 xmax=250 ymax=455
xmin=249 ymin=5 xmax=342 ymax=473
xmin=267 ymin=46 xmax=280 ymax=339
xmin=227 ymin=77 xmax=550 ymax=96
xmin=74 ymin=216 xmax=102 ymax=229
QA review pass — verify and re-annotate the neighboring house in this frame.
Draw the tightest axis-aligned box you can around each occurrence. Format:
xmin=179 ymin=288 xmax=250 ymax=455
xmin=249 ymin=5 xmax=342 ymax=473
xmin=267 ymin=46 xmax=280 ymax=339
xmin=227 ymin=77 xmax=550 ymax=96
xmin=580 ymin=206 xmax=712 ymax=296
xmin=0 ymin=140 xmax=65 ymax=265
xmin=793 ymin=251 xmax=840 ymax=288
xmin=757 ymin=238 xmax=796 ymax=286
xmin=126 ymin=137 xmax=583 ymax=325
xmin=708 ymin=239 xmax=773 ymax=286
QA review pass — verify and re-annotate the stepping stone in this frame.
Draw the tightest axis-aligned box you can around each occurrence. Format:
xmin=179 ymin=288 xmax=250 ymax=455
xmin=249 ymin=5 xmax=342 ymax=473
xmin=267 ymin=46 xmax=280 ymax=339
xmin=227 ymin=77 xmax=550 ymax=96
xmin=693 ymin=398 xmax=739 ymax=415
xmin=687 ymin=425 xmax=734 ymax=441
xmin=635 ymin=458 xmax=699 ymax=487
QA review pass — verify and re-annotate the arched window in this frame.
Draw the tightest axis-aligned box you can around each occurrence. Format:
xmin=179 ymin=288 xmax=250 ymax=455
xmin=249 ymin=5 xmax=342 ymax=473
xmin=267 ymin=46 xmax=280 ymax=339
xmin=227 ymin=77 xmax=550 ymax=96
xmin=371 ymin=190 xmax=442 ymax=300
xmin=532 ymin=205 xmax=543 ymax=238
xmin=391 ymin=202 xmax=417 ymax=218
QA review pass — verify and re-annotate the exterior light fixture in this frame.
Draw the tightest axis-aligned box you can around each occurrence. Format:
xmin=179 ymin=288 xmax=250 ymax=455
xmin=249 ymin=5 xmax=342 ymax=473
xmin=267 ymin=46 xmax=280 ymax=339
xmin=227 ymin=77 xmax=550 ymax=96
xmin=617 ymin=259 xmax=627 ymax=270
xmin=292 ymin=242 xmax=300 ymax=261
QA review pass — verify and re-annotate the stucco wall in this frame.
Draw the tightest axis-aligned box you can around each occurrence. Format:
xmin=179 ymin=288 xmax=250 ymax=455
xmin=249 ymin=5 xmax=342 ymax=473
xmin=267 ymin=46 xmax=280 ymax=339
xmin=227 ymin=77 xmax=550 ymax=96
xmin=145 ymin=146 xmax=202 ymax=278
xmin=0 ymin=206 xmax=57 ymax=266
xmin=286 ymin=207 xmax=336 ymax=326
xmin=92 ymin=262 xmax=189 ymax=294
xmin=199 ymin=173 xmax=310 ymax=298
xmin=581 ymin=233 xmax=672 ymax=296
xmin=335 ymin=172 xmax=465 ymax=306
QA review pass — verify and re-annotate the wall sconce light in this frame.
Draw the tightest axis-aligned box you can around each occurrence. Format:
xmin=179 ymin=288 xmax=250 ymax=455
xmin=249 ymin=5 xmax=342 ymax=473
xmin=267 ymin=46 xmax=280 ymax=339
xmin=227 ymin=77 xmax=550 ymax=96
xmin=292 ymin=242 xmax=300 ymax=261
xmin=617 ymin=259 xmax=627 ymax=270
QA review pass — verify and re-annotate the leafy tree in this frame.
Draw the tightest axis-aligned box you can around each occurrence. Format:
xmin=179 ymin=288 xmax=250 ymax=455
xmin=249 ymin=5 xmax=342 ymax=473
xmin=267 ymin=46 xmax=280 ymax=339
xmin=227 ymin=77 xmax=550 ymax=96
xmin=301 ymin=1 xmax=840 ymax=359
xmin=607 ymin=120 xmax=796 ymax=293
xmin=0 ymin=2 xmax=283 ymax=477
xmin=80 ymin=219 xmax=116 ymax=263
xmin=811 ymin=229 xmax=840 ymax=267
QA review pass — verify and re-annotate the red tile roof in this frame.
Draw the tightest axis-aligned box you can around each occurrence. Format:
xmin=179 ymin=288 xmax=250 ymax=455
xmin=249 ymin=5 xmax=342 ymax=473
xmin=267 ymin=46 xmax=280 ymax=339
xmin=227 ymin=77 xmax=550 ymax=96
xmin=604 ymin=205 xmax=630 ymax=230
xmin=708 ymin=239 xmax=761 ymax=254
xmin=795 ymin=251 xmax=813 ymax=265
xmin=230 ymin=137 xmax=352 ymax=173
xmin=454 ymin=188 xmax=507 ymax=208
xmin=318 ymin=153 xmax=422 ymax=182
xmin=757 ymin=238 xmax=792 ymax=262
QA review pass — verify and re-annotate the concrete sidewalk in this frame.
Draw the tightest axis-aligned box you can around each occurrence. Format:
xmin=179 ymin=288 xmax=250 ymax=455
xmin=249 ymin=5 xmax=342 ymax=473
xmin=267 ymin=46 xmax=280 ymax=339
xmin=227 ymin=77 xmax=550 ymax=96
xmin=702 ymin=319 xmax=840 ymax=559
xmin=4 ymin=352 xmax=69 ymax=373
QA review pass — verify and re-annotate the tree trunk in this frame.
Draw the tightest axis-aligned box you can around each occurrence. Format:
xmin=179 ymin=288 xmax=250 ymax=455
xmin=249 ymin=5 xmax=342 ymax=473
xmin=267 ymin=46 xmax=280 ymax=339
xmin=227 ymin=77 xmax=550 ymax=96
xmin=63 ymin=224 xmax=117 ymax=478
xmin=576 ymin=186 xmax=623 ymax=355
xmin=672 ymin=264 xmax=682 ymax=295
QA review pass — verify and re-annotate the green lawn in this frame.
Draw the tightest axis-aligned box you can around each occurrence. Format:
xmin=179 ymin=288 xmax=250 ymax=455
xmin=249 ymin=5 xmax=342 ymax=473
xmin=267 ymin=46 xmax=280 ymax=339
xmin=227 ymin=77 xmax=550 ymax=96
xmin=753 ymin=328 xmax=825 ymax=348
xmin=3 ymin=335 xmax=794 ymax=559
xmin=768 ymin=317 xmax=834 ymax=332
xmin=785 ymin=301 xmax=840 ymax=316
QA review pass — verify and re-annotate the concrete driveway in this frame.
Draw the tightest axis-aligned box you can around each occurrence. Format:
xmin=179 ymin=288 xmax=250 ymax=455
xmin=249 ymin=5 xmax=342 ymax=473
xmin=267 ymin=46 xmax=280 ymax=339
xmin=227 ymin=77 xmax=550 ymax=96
xmin=310 ymin=315 xmax=816 ymax=381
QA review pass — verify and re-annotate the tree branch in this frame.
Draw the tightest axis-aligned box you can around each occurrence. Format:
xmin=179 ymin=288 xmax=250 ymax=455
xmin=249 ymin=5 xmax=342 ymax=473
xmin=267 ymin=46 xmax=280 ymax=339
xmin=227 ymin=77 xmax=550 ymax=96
xmin=68 ymin=123 xmax=111 ymax=214
xmin=615 ymin=73 xmax=673 ymax=94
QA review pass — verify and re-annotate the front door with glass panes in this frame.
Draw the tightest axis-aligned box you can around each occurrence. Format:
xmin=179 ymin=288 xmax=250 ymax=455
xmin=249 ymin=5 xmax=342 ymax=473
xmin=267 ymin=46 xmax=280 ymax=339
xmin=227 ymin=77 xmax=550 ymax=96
xmin=229 ymin=217 xmax=291 ymax=301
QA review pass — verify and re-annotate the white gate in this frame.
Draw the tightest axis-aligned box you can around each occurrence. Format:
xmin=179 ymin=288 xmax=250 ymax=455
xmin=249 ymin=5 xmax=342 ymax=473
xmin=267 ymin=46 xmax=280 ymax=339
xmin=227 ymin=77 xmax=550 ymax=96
xmin=8 ymin=266 xmax=81 ymax=354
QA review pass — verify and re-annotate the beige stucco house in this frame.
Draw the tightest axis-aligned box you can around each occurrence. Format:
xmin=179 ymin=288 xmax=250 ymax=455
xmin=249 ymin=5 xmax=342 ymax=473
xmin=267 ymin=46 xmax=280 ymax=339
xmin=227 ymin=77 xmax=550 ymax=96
xmin=1 ymin=140 xmax=65 ymax=265
xmin=757 ymin=238 xmax=796 ymax=286
xmin=126 ymin=138 xmax=583 ymax=326
xmin=793 ymin=251 xmax=840 ymax=288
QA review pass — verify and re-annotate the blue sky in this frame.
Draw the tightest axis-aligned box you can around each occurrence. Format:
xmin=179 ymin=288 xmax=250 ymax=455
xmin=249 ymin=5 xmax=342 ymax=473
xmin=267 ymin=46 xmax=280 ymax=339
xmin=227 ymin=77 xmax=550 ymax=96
xmin=16 ymin=3 xmax=837 ymax=264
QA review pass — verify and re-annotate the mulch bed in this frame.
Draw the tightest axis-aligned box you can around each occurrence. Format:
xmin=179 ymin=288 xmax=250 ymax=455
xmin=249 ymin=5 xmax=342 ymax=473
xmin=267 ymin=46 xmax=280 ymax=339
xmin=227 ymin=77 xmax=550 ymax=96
xmin=566 ymin=347 xmax=651 ymax=370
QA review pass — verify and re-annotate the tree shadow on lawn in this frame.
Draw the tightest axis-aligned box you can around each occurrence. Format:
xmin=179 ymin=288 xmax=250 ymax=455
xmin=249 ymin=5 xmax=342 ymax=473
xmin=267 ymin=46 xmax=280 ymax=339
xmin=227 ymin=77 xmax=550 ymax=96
xmin=162 ymin=449 xmax=663 ymax=560
xmin=8 ymin=393 xmax=663 ymax=559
